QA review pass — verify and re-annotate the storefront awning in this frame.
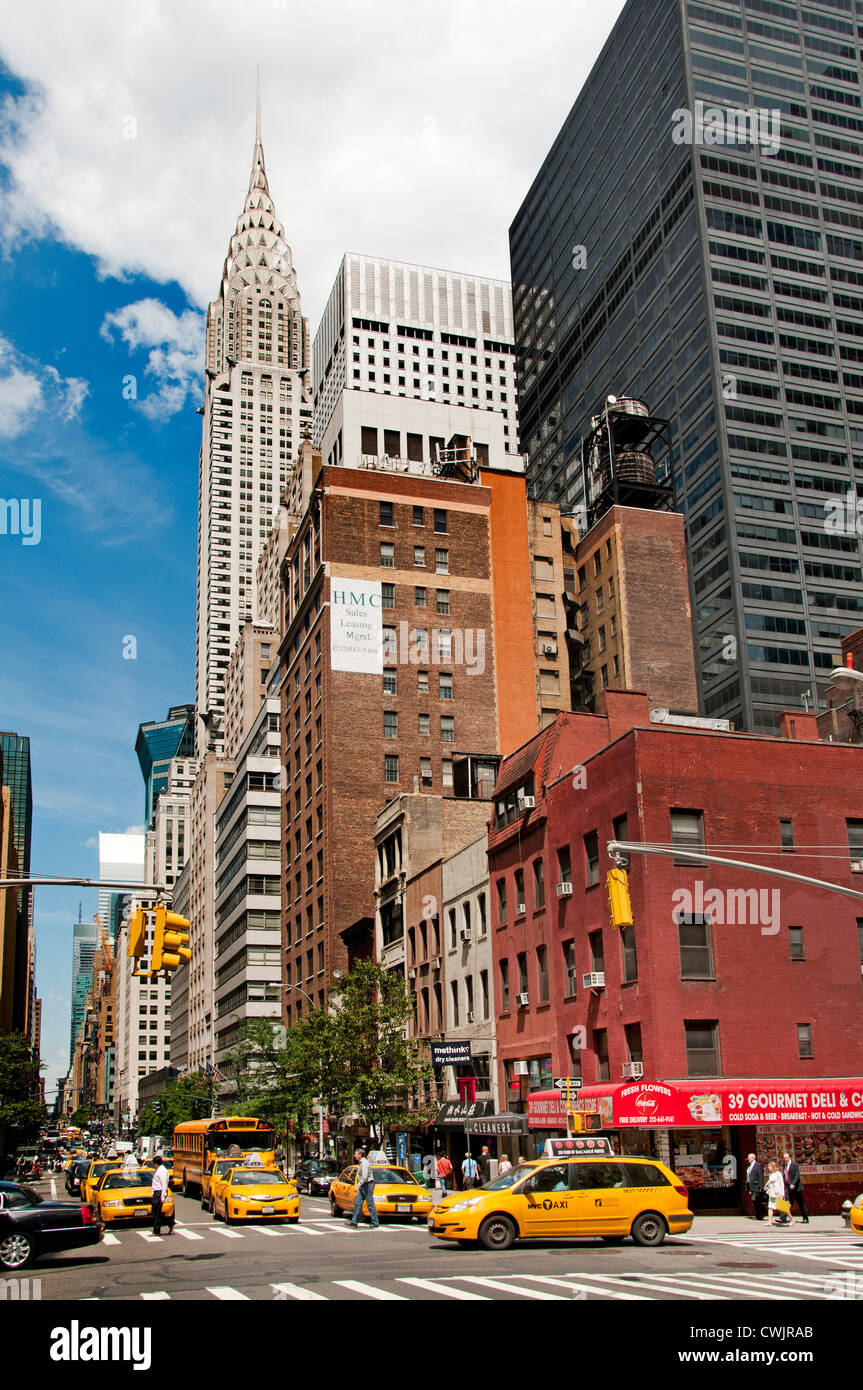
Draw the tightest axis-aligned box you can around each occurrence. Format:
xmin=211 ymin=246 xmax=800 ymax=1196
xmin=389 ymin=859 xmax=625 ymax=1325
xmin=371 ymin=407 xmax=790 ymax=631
xmin=434 ymin=1100 xmax=494 ymax=1126
xmin=528 ymin=1078 xmax=863 ymax=1129
xmin=433 ymin=1103 xmax=529 ymax=1136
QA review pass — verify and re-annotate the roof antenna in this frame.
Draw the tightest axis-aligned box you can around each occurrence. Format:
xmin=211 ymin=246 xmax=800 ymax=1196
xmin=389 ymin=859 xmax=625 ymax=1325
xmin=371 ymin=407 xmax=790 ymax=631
xmin=256 ymin=62 xmax=262 ymax=145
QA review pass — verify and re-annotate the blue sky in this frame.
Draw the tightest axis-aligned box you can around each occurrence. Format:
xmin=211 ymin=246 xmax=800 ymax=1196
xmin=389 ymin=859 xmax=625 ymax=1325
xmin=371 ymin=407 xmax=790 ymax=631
xmin=0 ymin=1 xmax=624 ymax=1102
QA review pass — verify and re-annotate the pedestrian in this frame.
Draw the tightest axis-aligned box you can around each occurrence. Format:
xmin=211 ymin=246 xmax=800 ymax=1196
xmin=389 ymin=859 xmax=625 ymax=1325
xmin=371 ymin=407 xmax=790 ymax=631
xmin=461 ymin=1152 xmax=479 ymax=1189
xmin=745 ymin=1152 xmax=767 ymax=1220
xmin=350 ymin=1149 xmax=379 ymax=1228
xmin=765 ymin=1161 xmax=788 ymax=1227
xmin=150 ymin=1154 xmax=174 ymax=1236
xmin=498 ymin=1153 xmax=512 ymax=1176
xmin=436 ymin=1152 xmax=453 ymax=1194
xmin=338 ymin=1146 xmax=348 ymax=1167
xmin=478 ymin=1145 xmax=491 ymax=1185
xmin=783 ymin=1151 xmax=809 ymax=1224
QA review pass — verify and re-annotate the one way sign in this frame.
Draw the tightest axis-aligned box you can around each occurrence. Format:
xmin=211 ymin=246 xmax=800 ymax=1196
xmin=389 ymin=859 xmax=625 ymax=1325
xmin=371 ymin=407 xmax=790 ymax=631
xmin=552 ymin=1077 xmax=583 ymax=1090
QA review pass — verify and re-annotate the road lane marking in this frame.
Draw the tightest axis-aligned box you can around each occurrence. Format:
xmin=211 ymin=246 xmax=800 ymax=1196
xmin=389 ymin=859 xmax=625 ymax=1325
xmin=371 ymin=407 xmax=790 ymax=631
xmin=206 ymin=1287 xmax=250 ymax=1300
xmin=50 ymin=1178 xmax=58 ymax=1199
xmin=141 ymin=1291 xmax=171 ymax=1300
xmin=398 ymin=1278 xmax=490 ymax=1300
xmin=172 ymin=1227 xmax=204 ymax=1241
xmin=209 ymin=1226 xmax=243 ymax=1238
xmin=578 ymin=1274 xmax=719 ymax=1300
xmin=271 ymin=1282 xmax=329 ymax=1300
xmin=333 ymin=1280 xmax=408 ymax=1300
xmin=248 ymin=1225 xmax=282 ymax=1236
xmin=521 ymin=1275 xmax=650 ymax=1300
xmin=101 ymin=1232 xmax=120 ymax=1246
xmin=137 ymin=1233 xmax=165 ymax=1243
xmin=455 ymin=1276 xmax=569 ymax=1300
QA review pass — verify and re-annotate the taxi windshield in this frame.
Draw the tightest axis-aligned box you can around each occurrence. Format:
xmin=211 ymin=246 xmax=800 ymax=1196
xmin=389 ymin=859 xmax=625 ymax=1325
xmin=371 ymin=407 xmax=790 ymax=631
xmin=230 ymin=1169 xmax=288 ymax=1186
xmin=484 ymin=1163 xmax=538 ymax=1191
xmin=101 ymin=1170 xmax=153 ymax=1190
xmin=91 ymin=1161 xmax=118 ymax=1176
xmin=371 ymin=1167 xmax=419 ymax=1185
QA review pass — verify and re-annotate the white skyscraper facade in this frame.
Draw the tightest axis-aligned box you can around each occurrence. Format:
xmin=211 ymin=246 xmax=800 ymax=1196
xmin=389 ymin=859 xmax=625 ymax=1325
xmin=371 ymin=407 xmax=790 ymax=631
xmin=195 ymin=104 xmax=312 ymax=746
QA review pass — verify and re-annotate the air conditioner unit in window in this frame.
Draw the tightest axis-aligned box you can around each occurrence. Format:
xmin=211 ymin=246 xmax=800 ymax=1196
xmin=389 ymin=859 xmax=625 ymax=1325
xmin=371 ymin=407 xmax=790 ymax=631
xmin=460 ymin=926 xmax=471 ymax=941
xmin=851 ymin=859 xmax=863 ymax=873
xmin=622 ymin=1061 xmax=643 ymax=1079
xmin=408 ymin=968 xmax=417 ymax=981
xmin=556 ymin=882 xmax=573 ymax=898
xmin=542 ymin=643 xmax=558 ymax=656
xmin=583 ymin=972 xmax=606 ymax=989
xmin=516 ymin=992 xmax=530 ymax=1007
xmin=432 ymin=956 xmax=442 ymax=971
xmin=466 ymin=1010 xmax=475 ymax=1023
xmin=520 ymin=795 xmax=536 ymax=809
xmin=512 ymin=1060 xmax=529 ymax=1076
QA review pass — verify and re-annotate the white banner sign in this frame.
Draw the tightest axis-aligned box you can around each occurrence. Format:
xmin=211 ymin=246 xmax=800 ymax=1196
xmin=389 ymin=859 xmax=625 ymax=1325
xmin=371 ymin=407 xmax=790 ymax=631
xmin=330 ymin=578 xmax=383 ymax=673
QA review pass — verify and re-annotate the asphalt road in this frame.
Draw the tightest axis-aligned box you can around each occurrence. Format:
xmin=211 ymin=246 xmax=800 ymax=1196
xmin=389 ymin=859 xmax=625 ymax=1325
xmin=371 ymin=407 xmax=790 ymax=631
xmin=20 ymin=1185 xmax=863 ymax=1302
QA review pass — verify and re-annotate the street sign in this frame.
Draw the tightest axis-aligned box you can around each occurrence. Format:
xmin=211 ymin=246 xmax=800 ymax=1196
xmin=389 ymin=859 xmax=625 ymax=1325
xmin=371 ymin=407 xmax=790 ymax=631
xmin=396 ymin=1132 xmax=407 ymax=1164
xmin=552 ymin=1077 xmax=583 ymax=1090
xmin=431 ymin=1041 xmax=472 ymax=1067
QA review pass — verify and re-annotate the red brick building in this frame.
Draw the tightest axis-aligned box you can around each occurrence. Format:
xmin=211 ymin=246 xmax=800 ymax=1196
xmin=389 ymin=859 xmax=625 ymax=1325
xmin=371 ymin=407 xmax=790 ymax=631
xmin=488 ymin=690 xmax=863 ymax=1211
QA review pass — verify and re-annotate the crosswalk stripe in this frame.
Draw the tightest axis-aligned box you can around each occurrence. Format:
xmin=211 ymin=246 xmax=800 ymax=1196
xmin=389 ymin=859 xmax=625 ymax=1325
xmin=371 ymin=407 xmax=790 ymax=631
xmin=172 ymin=1227 xmax=204 ymax=1241
xmin=640 ymin=1273 xmax=795 ymax=1301
xmin=455 ymin=1276 xmax=569 ymax=1301
xmin=101 ymin=1232 xmax=120 ymax=1246
xmin=206 ymin=1287 xmax=250 ymax=1301
xmin=271 ymin=1282 xmax=329 ymax=1301
xmin=580 ymin=1274 xmax=720 ymax=1301
xmin=209 ymin=1226 xmax=243 ymax=1239
xmin=398 ymin=1278 xmax=491 ymax=1300
xmin=520 ymin=1275 xmax=650 ymax=1300
xmin=334 ymin=1280 xmax=408 ymax=1300
xmin=248 ymin=1225 xmax=282 ymax=1237
xmin=137 ymin=1233 xmax=164 ymax=1243
xmin=283 ymin=1223 xmax=325 ymax=1236
xmin=141 ymin=1291 xmax=171 ymax=1301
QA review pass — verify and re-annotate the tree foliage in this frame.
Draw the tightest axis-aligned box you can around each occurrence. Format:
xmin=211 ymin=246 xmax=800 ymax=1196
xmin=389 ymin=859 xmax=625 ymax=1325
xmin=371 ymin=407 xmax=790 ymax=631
xmin=138 ymin=1072 xmax=218 ymax=1136
xmin=0 ymin=1031 xmax=46 ymax=1150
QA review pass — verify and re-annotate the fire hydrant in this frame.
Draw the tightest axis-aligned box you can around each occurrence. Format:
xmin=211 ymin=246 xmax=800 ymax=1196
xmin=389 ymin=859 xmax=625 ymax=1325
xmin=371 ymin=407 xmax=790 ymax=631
xmin=841 ymin=1199 xmax=853 ymax=1227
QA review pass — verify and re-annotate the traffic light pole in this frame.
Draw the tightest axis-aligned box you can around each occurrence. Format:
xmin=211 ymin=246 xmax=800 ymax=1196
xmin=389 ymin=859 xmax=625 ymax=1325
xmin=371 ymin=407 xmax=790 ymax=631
xmin=607 ymin=840 xmax=863 ymax=902
xmin=0 ymin=876 xmax=168 ymax=897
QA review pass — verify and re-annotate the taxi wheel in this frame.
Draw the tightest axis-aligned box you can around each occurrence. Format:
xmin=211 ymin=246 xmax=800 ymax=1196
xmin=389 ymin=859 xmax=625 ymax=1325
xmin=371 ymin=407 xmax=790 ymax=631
xmin=631 ymin=1212 xmax=667 ymax=1247
xmin=200 ymin=1191 xmax=209 ymax=1210
xmin=208 ymin=1197 xmax=215 ymax=1216
xmin=478 ymin=1214 xmax=517 ymax=1251
xmin=329 ymin=1196 xmax=340 ymax=1218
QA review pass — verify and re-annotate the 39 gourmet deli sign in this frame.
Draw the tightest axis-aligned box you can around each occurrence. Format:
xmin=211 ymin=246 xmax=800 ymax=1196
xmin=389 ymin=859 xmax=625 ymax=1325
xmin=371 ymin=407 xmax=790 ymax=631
xmin=528 ymin=1079 xmax=863 ymax=1129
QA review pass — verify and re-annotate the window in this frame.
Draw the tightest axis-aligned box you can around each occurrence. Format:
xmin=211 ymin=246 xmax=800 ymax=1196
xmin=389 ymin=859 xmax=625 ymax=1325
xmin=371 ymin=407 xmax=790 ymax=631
xmin=437 ymin=629 xmax=452 ymax=661
xmin=381 ymin=582 xmax=395 ymax=608
xmin=797 ymin=1023 xmax=813 ymax=1058
xmin=450 ymin=980 xmax=460 ymax=1029
xmin=420 ymin=757 xmax=432 ymax=786
xmin=625 ymin=1022 xmax=643 ymax=1064
xmin=685 ymin=1021 xmax=720 ymax=1077
xmin=499 ymin=958 xmax=510 ymax=1011
xmin=480 ymin=969 xmax=489 ymax=1020
xmin=436 ymin=589 xmax=450 ymax=615
xmin=594 ymin=1029 xmax=609 ymax=1081
xmin=418 ymin=670 xmax=429 ymax=694
xmin=380 ymin=542 xmax=394 ymax=568
xmin=621 ymin=924 xmax=638 ymax=982
xmin=415 ymin=585 xmax=427 ymax=606
xmin=496 ymin=878 xmax=508 ymax=924
xmin=789 ymin=925 xmax=805 ymax=960
xmin=384 ymin=710 xmax=398 ymax=738
xmin=537 ymin=945 xmax=549 ymax=1002
xmin=448 ymin=907 xmax=458 ymax=951
xmin=383 ymin=668 xmax=396 ymax=695
xmin=380 ymin=501 xmax=394 ymax=527
xmin=442 ymin=759 xmax=453 ymax=788
xmin=517 ymin=951 xmax=528 ymax=994
xmin=780 ymin=818 xmax=795 ymax=851
xmin=557 ymin=845 xmax=572 ymax=886
xmin=441 ymin=716 xmax=454 ymax=743
xmin=434 ymin=508 xmax=448 ymax=533
xmin=677 ymin=914 xmax=715 ymax=978
xmin=413 ymin=505 xmax=424 ymax=526
xmin=584 ymin=830 xmax=600 ymax=887
xmin=478 ymin=891 xmax=487 ymax=935
xmin=384 ymin=755 xmax=399 ymax=783
xmin=847 ymin=819 xmax=863 ymax=868
xmin=435 ymin=549 xmax=449 ymax=574
xmin=515 ymin=869 xmax=525 ymax=915
xmin=414 ymin=546 xmax=426 ymax=567
xmin=563 ymin=941 xmax=577 ymax=997
xmin=671 ymin=809 xmax=705 ymax=863
xmin=533 ymin=857 xmax=545 ymax=908
xmin=418 ymin=713 xmax=430 ymax=735
xmin=588 ymin=930 xmax=604 ymax=975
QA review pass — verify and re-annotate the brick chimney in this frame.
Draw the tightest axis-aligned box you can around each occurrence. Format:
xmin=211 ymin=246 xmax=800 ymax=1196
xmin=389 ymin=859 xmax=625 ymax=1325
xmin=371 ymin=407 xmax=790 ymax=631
xmin=778 ymin=710 xmax=819 ymax=741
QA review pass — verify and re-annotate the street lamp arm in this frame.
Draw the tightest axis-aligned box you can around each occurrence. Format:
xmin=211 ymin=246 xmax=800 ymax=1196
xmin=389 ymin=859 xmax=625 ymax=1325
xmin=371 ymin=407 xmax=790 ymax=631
xmin=607 ymin=839 xmax=863 ymax=902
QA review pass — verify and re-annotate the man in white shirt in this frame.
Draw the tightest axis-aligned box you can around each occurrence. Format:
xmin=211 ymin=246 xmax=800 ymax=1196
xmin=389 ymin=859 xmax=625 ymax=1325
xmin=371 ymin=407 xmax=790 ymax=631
xmin=350 ymin=1149 xmax=380 ymax=1228
xmin=151 ymin=1155 xmax=173 ymax=1236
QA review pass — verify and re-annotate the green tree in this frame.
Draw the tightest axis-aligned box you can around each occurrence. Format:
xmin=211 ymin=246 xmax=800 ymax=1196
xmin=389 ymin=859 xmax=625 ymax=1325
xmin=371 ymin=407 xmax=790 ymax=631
xmin=138 ymin=1072 xmax=216 ymax=1137
xmin=0 ymin=1031 xmax=46 ymax=1157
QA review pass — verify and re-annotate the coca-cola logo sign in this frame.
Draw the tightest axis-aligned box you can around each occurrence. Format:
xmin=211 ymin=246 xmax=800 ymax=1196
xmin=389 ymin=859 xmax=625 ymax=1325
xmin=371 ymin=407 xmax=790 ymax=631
xmin=635 ymin=1095 xmax=657 ymax=1112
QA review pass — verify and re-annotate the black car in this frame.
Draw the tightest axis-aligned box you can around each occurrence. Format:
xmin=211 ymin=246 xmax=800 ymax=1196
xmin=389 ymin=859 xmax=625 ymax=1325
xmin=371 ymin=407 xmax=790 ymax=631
xmin=65 ymin=1158 xmax=91 ymax=1196
xmin=0 ymin=1182 xmax=102 ymax=1270
xmin=294 ymin=1158 xmax=340 ymax=1196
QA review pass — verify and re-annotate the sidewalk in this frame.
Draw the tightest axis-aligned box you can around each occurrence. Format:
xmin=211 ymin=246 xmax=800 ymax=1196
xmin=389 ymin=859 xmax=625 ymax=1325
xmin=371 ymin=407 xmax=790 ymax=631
xmin=689 ymin=1214 xmax=852 ymax=1236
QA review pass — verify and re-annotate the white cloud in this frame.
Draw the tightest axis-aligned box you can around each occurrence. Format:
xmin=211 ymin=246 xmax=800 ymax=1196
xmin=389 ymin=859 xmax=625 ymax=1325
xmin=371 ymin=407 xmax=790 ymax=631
xmin=0 ymin=333 xmax=88 ymax=436
xmin=100 ymin=298 xmax=204 ymax=421
xmin=0 ymin=0 xmax=625 ymax=322
xmin=0 ymin=361 xmax=42 ymax=436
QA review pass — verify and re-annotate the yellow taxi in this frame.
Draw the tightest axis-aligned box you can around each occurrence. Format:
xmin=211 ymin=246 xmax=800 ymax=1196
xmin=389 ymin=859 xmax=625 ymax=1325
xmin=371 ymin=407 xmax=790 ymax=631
xmin=329 ymin=1164 xmax=435 ymax=1223
xmin=210 ymin=1166 xmax=299 ymax=1224
xmin=428 ymin=1151 xmax=693 ymax=1250
xmin=92 ymin=1167 xmax=174 ymax=1226
xmin=851 ymin=1193 xmax=863 ymax=1234
xmin=81 ymin=1158 xmax=122 ymax=1207
xmin=201 ymin=1158 xmax=243 ymax=1212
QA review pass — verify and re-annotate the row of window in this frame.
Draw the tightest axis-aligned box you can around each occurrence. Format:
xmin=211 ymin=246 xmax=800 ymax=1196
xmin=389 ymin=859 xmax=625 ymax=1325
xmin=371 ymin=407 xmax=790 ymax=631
xmin=381 ymin=543 xmax=450 ymax=573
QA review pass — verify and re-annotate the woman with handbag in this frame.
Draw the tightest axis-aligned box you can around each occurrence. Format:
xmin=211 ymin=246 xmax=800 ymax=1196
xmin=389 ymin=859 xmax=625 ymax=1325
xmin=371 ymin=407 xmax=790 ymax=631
xmin=766 ymin=1161 xmax=791 ymax=1226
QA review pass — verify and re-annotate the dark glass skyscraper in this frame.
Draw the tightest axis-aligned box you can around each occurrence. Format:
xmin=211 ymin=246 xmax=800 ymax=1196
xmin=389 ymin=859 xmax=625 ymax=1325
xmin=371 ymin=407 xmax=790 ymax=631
xmin=135 ymin=704 xmax=195 ymax=827
xmin=511 ymin=0 xmax=863 ymax=732
xmin=0 ymin=731 xmax=33 ymax=1033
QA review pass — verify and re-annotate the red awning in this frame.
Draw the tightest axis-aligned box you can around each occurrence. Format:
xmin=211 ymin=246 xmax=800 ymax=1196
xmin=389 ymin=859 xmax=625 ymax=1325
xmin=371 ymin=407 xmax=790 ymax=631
xmin=528 ymin=1079 xmax=863 ymax=1129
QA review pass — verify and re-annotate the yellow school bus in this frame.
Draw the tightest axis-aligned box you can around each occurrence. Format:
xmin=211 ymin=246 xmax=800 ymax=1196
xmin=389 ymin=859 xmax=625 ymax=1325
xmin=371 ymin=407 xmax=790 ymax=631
xmin=172 ymin=1117 xmax=277 ymax=1196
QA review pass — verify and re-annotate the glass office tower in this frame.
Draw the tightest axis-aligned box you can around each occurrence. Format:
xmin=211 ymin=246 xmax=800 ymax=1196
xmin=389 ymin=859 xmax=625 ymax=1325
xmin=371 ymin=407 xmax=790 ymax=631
xmin=511 ymin=0 xmax=863 ymax=732
xmin=135 ymin=704 xmax=195 ymax=827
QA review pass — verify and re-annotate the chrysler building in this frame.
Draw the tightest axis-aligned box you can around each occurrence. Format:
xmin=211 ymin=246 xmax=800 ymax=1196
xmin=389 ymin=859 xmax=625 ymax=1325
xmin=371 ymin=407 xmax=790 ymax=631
xmin=195 ymin=92 xmax=311 ymax=748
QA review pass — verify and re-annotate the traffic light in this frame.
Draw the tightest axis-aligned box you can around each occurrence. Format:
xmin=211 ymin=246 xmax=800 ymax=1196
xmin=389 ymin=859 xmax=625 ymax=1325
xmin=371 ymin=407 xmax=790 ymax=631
xmin=127 ymin=909 xmax=147 ymax=960
xmin=606 ymin=867 xmax=633 ymax=929
xmin=151 ymin=907 xmax=191 ymax=975
xmin=567 ymin=1110 xmax=604 ymax=1136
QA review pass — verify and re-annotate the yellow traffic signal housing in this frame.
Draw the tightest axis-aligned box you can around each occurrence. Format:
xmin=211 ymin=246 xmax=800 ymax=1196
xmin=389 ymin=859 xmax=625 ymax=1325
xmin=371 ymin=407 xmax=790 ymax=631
xmin=151 ymin=907 xmax=192 ymax=974
xmin=606 ymin=867 xmax=633 ymax=929
xmin=127 ymin=909 xmax=147 ymax=959
xmin=567 ymin=1111 xmax=603 ymax=1135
